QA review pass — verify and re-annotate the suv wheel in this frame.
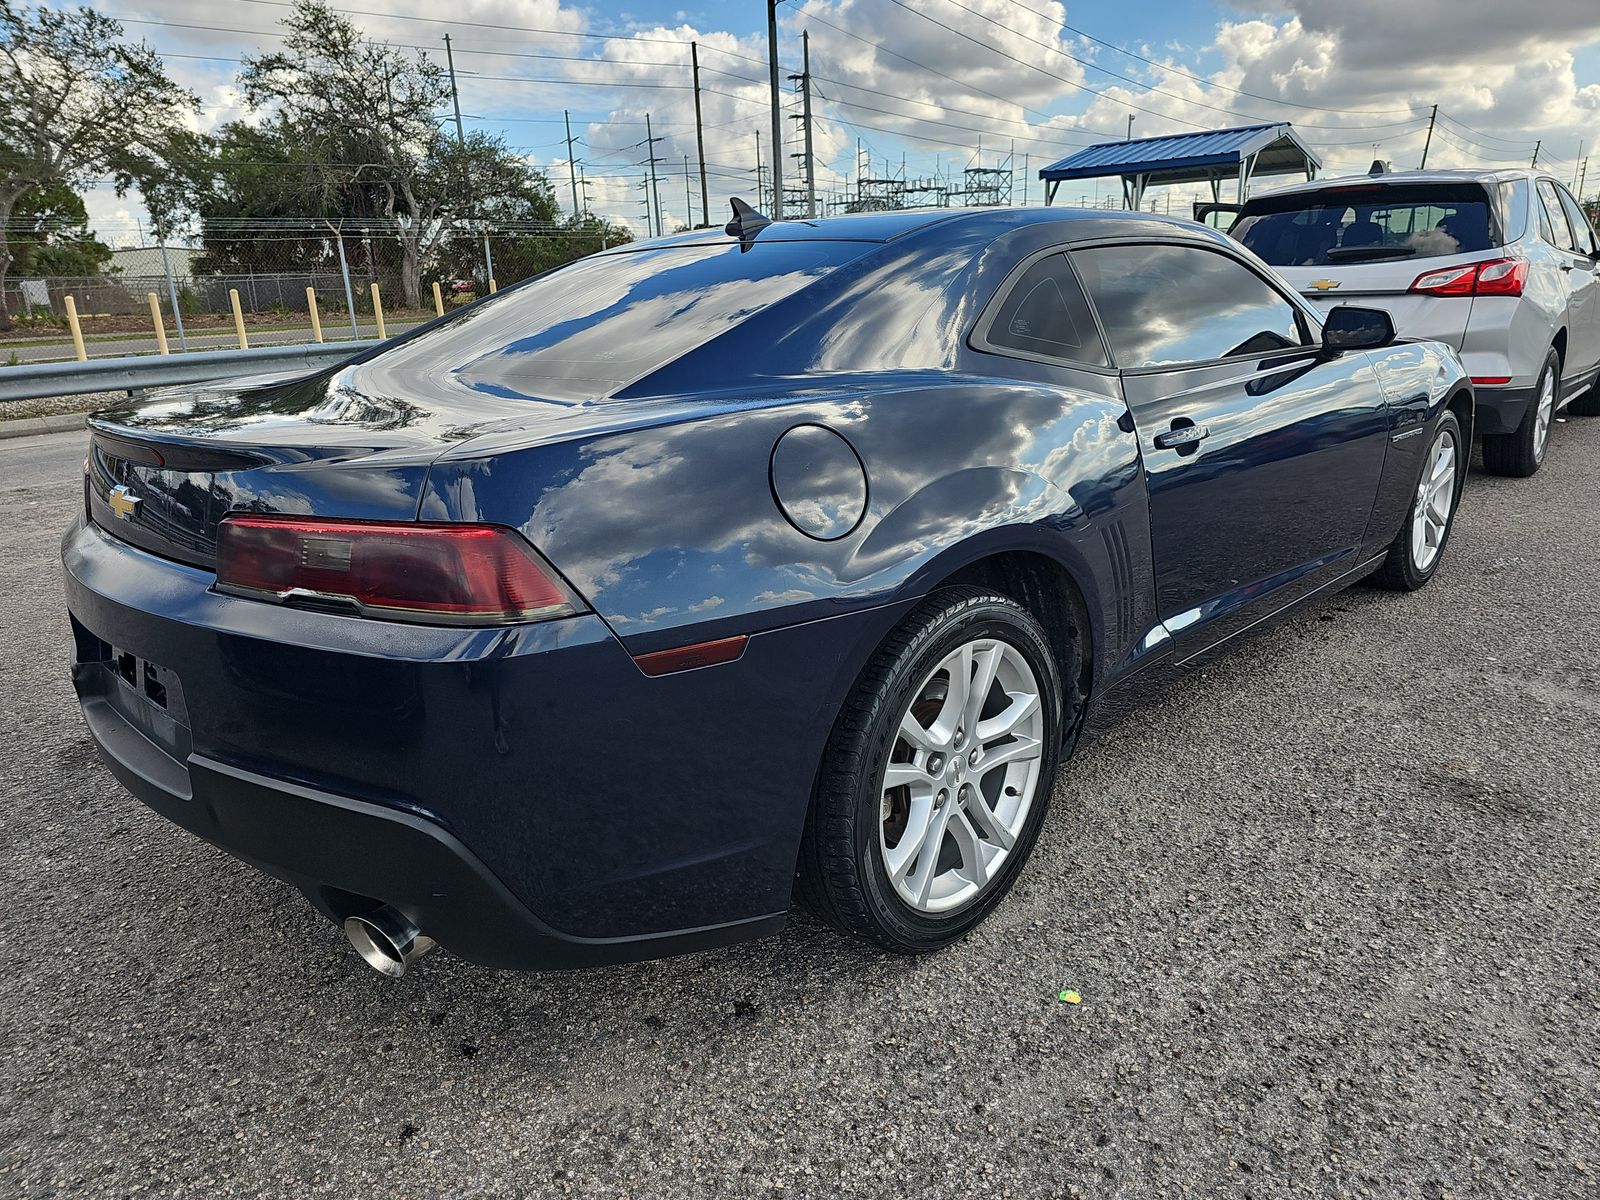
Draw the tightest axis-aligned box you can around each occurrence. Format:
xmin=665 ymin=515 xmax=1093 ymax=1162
xmin=1482 ymin=349 xmax=1559 ymax=477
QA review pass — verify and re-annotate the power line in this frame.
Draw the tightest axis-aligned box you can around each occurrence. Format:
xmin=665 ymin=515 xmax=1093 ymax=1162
xmin=797 ymin=6 xmax=1120 ymax=140
xmin=875 ymin=0 xmax=1216 ymax=132
xmin=114 ymin=13 xmax=702 ymax=72
xmin=1434 ymin=111 xmax=1541 ymax=148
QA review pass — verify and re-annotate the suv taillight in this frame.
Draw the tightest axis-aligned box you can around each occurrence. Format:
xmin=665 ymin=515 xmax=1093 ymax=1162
xmin=1410 ymin=257 xmax=1526 ymax=297
xmin=214 ymin=515 xmax=584 ymax=625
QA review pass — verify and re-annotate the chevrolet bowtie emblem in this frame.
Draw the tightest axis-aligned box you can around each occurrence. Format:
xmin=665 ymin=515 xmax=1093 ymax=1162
xmin=1308 ymin=279 xmax=1342 ymax=291
xmin=108 ymin=485 xmax=142 ymax=521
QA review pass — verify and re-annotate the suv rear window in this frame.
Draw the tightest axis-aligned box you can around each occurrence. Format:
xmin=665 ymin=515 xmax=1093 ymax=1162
xmin=1233 ymin=183 xmax=1499 ymax=266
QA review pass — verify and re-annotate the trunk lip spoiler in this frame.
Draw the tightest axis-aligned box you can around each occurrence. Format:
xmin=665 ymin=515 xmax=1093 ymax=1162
xmin=89 ymin=423 xmax=275 ymax=473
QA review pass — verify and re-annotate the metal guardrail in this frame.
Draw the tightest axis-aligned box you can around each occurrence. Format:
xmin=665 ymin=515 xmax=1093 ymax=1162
xmin=0 ymin=340 xmax=381 ymax=404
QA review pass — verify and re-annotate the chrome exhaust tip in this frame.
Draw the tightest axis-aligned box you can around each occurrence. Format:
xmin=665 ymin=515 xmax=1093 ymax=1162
xmin=343 ymin=907 xmax=437 ymax=977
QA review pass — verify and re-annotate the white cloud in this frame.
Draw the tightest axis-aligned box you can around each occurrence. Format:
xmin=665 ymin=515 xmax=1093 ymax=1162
xmin=67 ymin=0 xmax=1600 ymax=244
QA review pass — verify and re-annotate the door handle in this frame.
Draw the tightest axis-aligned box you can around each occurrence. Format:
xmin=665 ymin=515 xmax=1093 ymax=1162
xmin=1560 ymin=262 xmax=1576 ymax=272
xmin=1154 ymin=423 xmax=1210 ymax=451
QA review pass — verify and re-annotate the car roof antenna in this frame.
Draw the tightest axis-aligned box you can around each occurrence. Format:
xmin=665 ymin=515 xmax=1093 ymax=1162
xmin=725 ymin=197 xmax=773 ymax=243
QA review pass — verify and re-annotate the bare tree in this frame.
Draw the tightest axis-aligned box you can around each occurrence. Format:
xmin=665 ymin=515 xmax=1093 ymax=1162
xmin=0 ymin=2 xmax=196 ymax=329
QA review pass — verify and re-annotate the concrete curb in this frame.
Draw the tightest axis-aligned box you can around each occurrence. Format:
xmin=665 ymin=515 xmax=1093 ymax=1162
xmin=0 ymin=413 xmax=87 ymax=441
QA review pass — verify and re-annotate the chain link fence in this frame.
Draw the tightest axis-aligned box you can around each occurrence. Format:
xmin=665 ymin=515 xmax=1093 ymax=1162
xmin=0 ymin=220 xmax=626 ymax=361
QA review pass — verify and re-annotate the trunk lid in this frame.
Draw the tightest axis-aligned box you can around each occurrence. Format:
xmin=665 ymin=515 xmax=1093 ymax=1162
xmin=85 ymin=359 xmax=768 ymax=568
xmin=87 ymin=370 xmax=480 ymax=568
xmin=1233 ymin=176 xmax=1507 ymax=351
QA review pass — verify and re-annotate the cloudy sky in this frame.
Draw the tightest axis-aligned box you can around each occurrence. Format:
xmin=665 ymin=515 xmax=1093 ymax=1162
xmin=74 ymin=0 xmax=1600 ymax=239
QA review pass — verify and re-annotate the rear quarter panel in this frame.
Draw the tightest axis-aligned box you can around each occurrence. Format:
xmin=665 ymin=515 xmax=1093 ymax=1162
xmin=417 ymin=372 xmax=1153 ymax=685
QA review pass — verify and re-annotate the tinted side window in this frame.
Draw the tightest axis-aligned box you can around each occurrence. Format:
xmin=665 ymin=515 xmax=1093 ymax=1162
xmin=1073 ymin=244 xmax=1307 ymax=368
xmin=980 ymin=253 xmax=1108 ymax=367
xmin=1498 ymin=178 xmax=1529 ymax=242
xmin=1556 ymin=185 xmax=1599 ymax=255
xmin=1537 ymin=180 xmax=1577 ymax=251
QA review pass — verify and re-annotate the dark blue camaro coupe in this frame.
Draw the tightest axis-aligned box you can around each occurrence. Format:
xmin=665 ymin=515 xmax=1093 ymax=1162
xmin=63 ymin=205 xmax=1470 ymax=975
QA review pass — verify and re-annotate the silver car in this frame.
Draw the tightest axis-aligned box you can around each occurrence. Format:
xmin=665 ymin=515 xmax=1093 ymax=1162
xmin=1231 ymin=167 xmax=1600 ymax=475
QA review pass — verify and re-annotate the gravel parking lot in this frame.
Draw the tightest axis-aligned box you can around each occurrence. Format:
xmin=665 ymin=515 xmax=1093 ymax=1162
xmin=2 ymin=417 xmax=1597 ymax=1198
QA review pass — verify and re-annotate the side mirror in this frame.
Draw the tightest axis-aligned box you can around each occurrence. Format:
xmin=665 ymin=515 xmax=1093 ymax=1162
xmin=1322 ymin=305 xmax=1396 ymax=352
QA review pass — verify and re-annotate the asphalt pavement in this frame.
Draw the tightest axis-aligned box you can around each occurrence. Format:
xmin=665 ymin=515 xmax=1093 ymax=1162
xmin=1 ymin=416 xmax=1597 ymax=1198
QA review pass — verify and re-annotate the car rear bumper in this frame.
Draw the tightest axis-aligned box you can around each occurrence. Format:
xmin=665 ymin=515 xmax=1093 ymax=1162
xmin=1473 ymin=383 xmax=1535 ymax=436
xmin=63 ymin=516 xmax=907 ymax=970
xmin=75 ymin=679 xmax=782 ymax=970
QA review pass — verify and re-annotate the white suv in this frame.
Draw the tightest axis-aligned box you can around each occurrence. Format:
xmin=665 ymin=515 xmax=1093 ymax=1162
xmin=1231 ymin=168 xmax=1600 ymax=475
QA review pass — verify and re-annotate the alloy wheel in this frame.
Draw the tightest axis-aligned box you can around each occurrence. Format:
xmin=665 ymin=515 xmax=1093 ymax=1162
xmin=1410 ymin=425 xmax=1458 ymax=572
xmin=878 ymin=638 xmax=1045 ymax=914
xmin=1533 ymin=368 xmax=1556 ymax=462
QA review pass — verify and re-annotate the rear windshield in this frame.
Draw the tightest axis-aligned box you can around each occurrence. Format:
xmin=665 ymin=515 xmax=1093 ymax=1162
xmin=1234 ymin=183 xmax=1499 ymax=266
xmin=360 ymin=240 xmax=868 ymax=402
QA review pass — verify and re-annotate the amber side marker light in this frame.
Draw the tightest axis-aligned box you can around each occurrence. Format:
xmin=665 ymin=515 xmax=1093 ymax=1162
xmin=632 ymin=635 xmax=750 ymax=677
xmin=215 ymin=515 xmax=584 ymax=626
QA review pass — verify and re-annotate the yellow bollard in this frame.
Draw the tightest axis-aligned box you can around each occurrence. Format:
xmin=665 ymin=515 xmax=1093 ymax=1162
xmin=63 ymin=296 xmax=87 ymax=361
xmin=306 ymin=287 xmax=323 ymax=343
xmin=146 ymin=292 xmax=170 ymax=355
xmin=370 ymin=282 xmax=386 ymax=339
xmin=488 ymin=277 xmax=498 ymax=294
xmin=432 ymin=280 xmax=444 ymax=318
xmin=229 ymin=288 xmax=249 ymax=349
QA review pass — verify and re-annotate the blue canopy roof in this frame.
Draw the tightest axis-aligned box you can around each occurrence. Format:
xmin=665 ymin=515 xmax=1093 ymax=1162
xmin=1039 ymin=123 xmax=1321 ymax=187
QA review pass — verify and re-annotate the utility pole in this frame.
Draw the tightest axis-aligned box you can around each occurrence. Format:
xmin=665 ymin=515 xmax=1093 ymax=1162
xmin=1021 ymin=152 xmax=1029 ymax=206
xmin=1127 ymin=114 xmax=1135 ymax=140
xmin=563 ymin=110 xmax=581 ymax=219
xmin=443 ymin=35 xmax=467 ymax=160
xmin=691 ymin=42 xmax=710 ymax=227
xmin=683 ymin=155 xmax=692 ymax=231
xmin=793 ymin=31 xmax=816 ymax=218
xmin=1578 ymin=158 xmax=1589 ymax=199
xmin=1531 ymin=140 xmax=1542 ymax=168
xmin=766 ymin=0 xmax=784 ymax=219
xmin=1573 ymin=142 xmax=1585 ymax=189
xmin=644 ymin=113 xmax=664 ymax=237
xmin=637 ymin=178 xmax=653 ymax=233
xmin=442 ymin=34 xmax=487 ymax=281
xmin=1420 ymin=104 xmax=1437 ymax=169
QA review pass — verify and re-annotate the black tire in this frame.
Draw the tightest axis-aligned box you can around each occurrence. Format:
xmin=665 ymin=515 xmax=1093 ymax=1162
xmin=1482 ymin=349 xmax=1559 ymax=477
xmin=797 ymin=587 xmax=1065 ymax=953
xmin=1370 ymin=410 xmax=1464 ymax=591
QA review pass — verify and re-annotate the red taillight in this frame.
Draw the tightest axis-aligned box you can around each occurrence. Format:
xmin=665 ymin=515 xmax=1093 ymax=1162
xmin=1409 ymin=257 xmax=1526 ymax=298
xmin=1473 ymin=258 xmax=1527 ymax=296
xmin=215 ymin=515 xmax=583 ymax=625
xmin=1409 ymin=264 xmax=1478 ymax=296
